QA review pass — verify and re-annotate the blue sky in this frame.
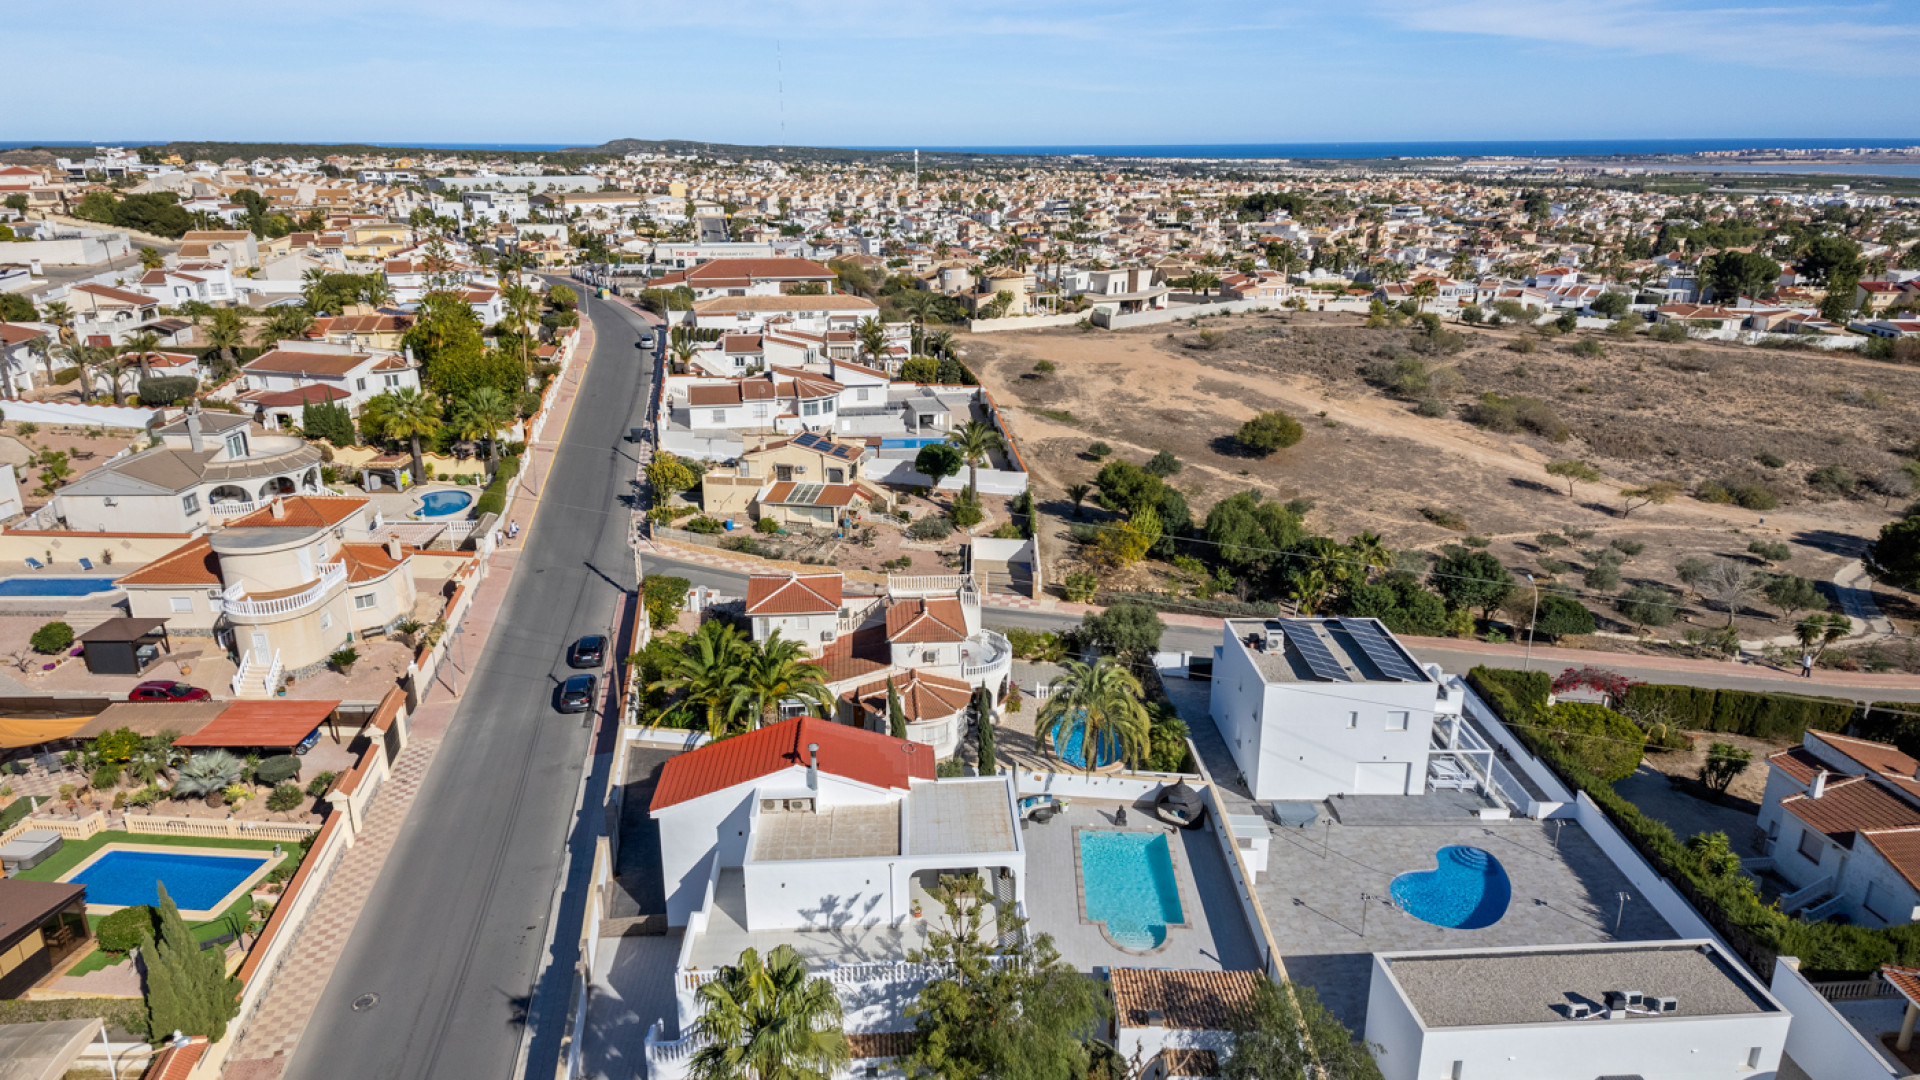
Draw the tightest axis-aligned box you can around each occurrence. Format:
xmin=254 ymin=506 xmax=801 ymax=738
xmin=10 ymin=1 xmax=1919 ymax=147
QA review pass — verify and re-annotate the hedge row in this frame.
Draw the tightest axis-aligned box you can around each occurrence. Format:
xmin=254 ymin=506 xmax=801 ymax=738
xmin=1849 ymin=703 xmax=1920 ymax=760
xmin=0 ymin=995 xmax=149 ymax=1040
xmin=473 ymin=454 xmax=523 ymax=518
xmin=1619 ymin=683 xmax=1854 ymax=741
xmin=1469 ymin=665 xmax=1920 ymax=979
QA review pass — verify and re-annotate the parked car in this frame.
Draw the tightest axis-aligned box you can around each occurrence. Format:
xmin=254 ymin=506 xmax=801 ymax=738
xmin=568 ymin=635 xmax=607 ymax=669
xmin=129 ymin=681 xmax=211 ymax=702
xmin=557 ymin=674 xmax=596 ymax=714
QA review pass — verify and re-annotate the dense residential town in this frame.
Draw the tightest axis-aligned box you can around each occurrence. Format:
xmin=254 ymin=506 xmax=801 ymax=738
xmin=2 ymin=113 xmax=1920 ymax=1080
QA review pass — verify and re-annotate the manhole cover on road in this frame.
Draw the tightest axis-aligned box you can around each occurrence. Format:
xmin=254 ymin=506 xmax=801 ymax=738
xmin=352 ymin=993 xmax=380 ymax=1011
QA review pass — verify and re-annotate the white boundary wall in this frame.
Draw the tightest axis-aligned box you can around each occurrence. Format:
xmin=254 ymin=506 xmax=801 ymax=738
xmin=1770 ymin=957 xmax=1902 ymax=1080
xmin=0 ymin=399 xmax=158 ymax=429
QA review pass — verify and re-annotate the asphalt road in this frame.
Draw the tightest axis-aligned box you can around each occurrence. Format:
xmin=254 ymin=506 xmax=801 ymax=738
xmin=282 ymin=286 xmax=653 ymax=1080
xmin=638 ymin=553 xmax=1920 ymax=704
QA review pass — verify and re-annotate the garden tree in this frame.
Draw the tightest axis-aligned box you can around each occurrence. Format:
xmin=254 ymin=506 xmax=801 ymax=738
xmin=913 ymin=442 xmax=963 ymax=485
xmin=1221 ymin=976 xmax=1383 ymax=1080
xmin=0 ymin=292 xmax=34 ymax=322
xmin=1036 ymin=657 xmax=1151 ymax=773
xmin=142 ymin=883 xmax=241 ymax=1041
xmin=934 ymin=355 xmax=974 ymax=385
xmin=1093 ymin=459 xmax=1164 ymax=518
xmin=501 ymin=283 xmax=542 ymax=374
xmin=300 ymin=394 xmax=356 ymax=448
xmin=729 ymin=633 xmax=832 ymax=731
xmin=1429 ymin=548 xmax=1514 ymax=619
xmin=884 ymin=677 xmax=907 ymax=737
xmin=1763 ymin=574 xmax=1823 ymax=620
xmin=1079 ymin=601 xmax=1165 ymax=662
xmin=1796 ymin=612 xmax=1852 ymax=660
xmin=648 ymin=620 xmax=751 ymax=736
xmin=1684 ymin=831 xmax=1744 ymax=879
xmin=899 ymin=356 xmax=940 ymax=383
xmin=1144 ymin=449 xmax=1182 ymax=478
xmin=1533 ymin=592 xmax=1596 ymax=639
xmin=905 ymin=874 xmax=1108 ymax=1080
xmin=403 ymin=291 xmax=488 ymax=388
xmin=1097 ymin=505 xmax=1162 ymax=567
xmin=1065 ymin=483 xmax=1091 ymax=516
xmin=1540 ymin=702 xmax=1646 ymax=783
xmin=945 ymin=420 xmax=1003 ymax=497
xmin=646 ymin=452 xmax=699 ymax=495
xmin=429 ymin=345 xmax=526 ymax=407
xmin=974 ymin=687 xmax=996 ymax=774
xmin=204 ymin=307 xmax=246 ymax=371
xmin=856 ymin=316 xmax=887 ymax=367
xmin=1618 ymin=480 xmax=1681 ymax=517
xmin=548 ymin=283 xmax=578 ymax=309
xmin=641 ymin=576 xmax=691 ymax=630
xmin=1589 ymin=290 xmax=1630 ymax=318
xmin=689 ymin=944 xmax=849 ymax=1080
xmin=1697 ymin=558 xmax=1762 ymax=626
xmin=1545 ymin=459 xmax=1601 ymax=498
xmin=262 ymin=305 xmax=316 ymax=343
xmin=359 ymin=387 xmax=442 ymax=484
xmin=1343 ymin=571 xmax=1449 ymax=637
xmin=1865 ymin=512 xmax=1920 ymax=590
xmin=1346 ymin=530 xmax=1393 ymax=582
xmin=1747 ymin=539 xmax=1792 ymax=565
xmin=1797 ymin=233 xmax=1863 ymax=286
xmin=1234 ymin=410 xmax=1303 ymax=455
xmin=1698 ymin=250 xmax=1780 ymax=302
xmin=1615 ymin=584 xmax=1678 ymax=629
xmin=1204 ymin=491 xmax=1306 ymax=575
xmin=1699 ymin=742 xmax=1754 ymax=797
xmin=452 ymin=386 xmax=517 ymax=474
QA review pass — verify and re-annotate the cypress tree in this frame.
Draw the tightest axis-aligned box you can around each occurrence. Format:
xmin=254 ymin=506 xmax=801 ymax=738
xmin=975 ymin=687 xmax=996 ymax=775
xmin=887 ymin=677 xmax=906 ymax=740
xmin=144 ymin=883 xmax=240 ymax=1042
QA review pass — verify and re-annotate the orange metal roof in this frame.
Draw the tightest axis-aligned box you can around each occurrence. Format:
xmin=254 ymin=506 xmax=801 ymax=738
xmin=175 ymin=699 xmax=340 ymax=748
xmin=650 ymin=715 xmax=935 ymax=813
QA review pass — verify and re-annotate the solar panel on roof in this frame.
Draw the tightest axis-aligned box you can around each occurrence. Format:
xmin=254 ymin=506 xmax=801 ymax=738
xmin=794 ymin=431 xmax=826 ymax=450
xmin=1282 ymin=624 xmax=1352 ymax=682
xmin=789 ymin=483 xmax=825 ymax=505
xmin=1340 ymin=620 xmax=1427 ymax=682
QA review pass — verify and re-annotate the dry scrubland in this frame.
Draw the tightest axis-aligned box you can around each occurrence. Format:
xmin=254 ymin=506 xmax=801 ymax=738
xmin=963 ymin=311 xmax=1920 ymax=653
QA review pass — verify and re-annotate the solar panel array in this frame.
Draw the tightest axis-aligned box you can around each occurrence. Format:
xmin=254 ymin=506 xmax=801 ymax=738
xmin=787 ymin=483 xmax=825 ymax=505
xmin=793 ymin=431 xmax=828 ymax=452
xmin=1282 ymin=624 xmax=1352 ymax=683
xmin=1340 ymin=620 xmax=1427 ymax=682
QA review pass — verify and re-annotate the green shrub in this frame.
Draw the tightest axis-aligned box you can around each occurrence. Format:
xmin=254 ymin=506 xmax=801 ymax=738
xmin=472 ymin=453 xmax=522 ymax=517
xmin=30 ymin=621 xmax=73 ymax=654
xmin=754 ymin=517 xmax=779 ymax=534
xmin=306 ymin=770 xmax=339 ymax=798
xmin=1234 ymin=411 xmax=1304 ymax=455
xmin=1539 ymin=701 xmax=1645 ymax=782
xmin=1061 ymin=571 xmax=1099 ymax=603
xmin=1086 ymin=441 xmax=1111 ymax=460
xmin=90 ymin=762 xmax=121 ymax=790
xmin=96 ymin=905 xmax=156 ymax=952
xmin=267 ymin=784 xmax=303 ymax=812
xmin=1618 ymin=684 xmax=1853 ymax=740
xmin=682 ymin=516 xmax=723 ymax=534
xmin=254 ymin=754 xmax=301 ymax=786
xmin=908 ymin=516 xmax=954 ymax=541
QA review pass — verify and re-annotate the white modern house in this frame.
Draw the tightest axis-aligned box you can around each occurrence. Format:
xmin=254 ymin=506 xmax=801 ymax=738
xmin=1753 ymin=730 xmax=1920 ymax=925
xmin=1365 ymin=941 xmax=1791 ymax=1080
xmin=1208 ymin=617 xmax=1457 ymax=800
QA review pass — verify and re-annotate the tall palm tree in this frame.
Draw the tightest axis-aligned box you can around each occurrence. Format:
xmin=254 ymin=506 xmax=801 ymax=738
xmin=689 ymin=944 xmax=849 ymax=1080
xmin=1410 ymin=278 xmax=1438 ymax=311
xmin=96 ymin=356 xmax=132 ymax=406
xmin=451 ymin=386 xmax=515 ymax=476
xmin=137 ymin=246 xmax=164 ymax=271
xmin=263 ymin=305 xmax=315 ymax=343
xmin=945 ymin=419 xmax=1003 ymax=497
xmin=300 ymin=266 xmax=331 ymax=311
xmin=855 ymin=316 xmax=887 ymax=367
xmin=502 ymin=283 xmax=541 ymax=375
xmin=649 ymin=620 xmax=751 ymax=736
xmin=925 ymin=330 xmax=954 ymax=360
xmin=359 ymin=387 xmax=442 ymax=485
xmin=25 ymin=332 xmax=52 ymax=397
xmin=41 ymin=301 xmax=74 ymax=348
xmin=1036 ymin=657 xmax=1151 ymax=774
xmin=123 ymin=329 xmax=161 ymax=383
xmin=204 ymin=307 xmax=246 ymax=373
xmin=1346 ymin=530 xmax=1392 ymax=583
xmin=363 ymin=276 xmax=396 ymax=309
xmin=54 ymin=342 xmax=94 ymax=402
xmin=727 ymin=633 xmax=832 ymax=731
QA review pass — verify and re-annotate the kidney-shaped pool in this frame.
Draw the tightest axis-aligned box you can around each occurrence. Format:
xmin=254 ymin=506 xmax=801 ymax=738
xmin=1390 ymin=845 xmax=1511 ymax=930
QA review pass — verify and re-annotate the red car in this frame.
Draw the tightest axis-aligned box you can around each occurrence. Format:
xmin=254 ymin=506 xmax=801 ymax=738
xmin=129 ymin=681 xmax=211 ymax=703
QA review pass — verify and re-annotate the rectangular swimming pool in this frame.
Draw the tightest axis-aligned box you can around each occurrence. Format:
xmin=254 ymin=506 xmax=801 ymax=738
xmin=0 ymin=576 xmax=120 ymax=597
xmin=69 ymin=848 xmax=274 ymax=912
xmin=1078 ymin=829 xmax=1186 ymax=950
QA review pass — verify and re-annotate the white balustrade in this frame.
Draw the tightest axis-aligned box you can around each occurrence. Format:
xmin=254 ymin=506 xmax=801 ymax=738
xmin=223 ymin=561 xmax=346 ymax=618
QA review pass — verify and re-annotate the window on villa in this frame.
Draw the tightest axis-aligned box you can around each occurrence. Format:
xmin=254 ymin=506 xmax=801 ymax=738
xmin=827 ymin=468 xmax=845 ymax=484
xmin=1386 ymin=711 xmax=1409 ymax=732
xmin=1797 ymin=828 xmax=1824 ymax=865
xmin=320 ymin=611 xmax=333 ymax=631
xmin=752 ymin=404 xmax=769 ymax=419
xmin=856 ymin=387 xmax=870 ymax=401
xmin=922 ymin=650 xmax=938 ymax=664
xmin=180 ymin=493 xmax=200 ymax=514
xmin=354 ymin=593 xmax=378 ymax=610
xmin=710 ymin=409 xmax=726 ymax=423
xmin=1347 ymin=711 xmax=1359 ymax=729
xmin=225 ymin=433 xmax=247 ymax=458
xmin=802 ymin=401 xmax=820 ymax=417
xmin=822 ymin=399 xmax=835 ymax=412
xmin=918 ymin=414 xmax=935 ymax=427
xmin=357 ymin=378 xmax=367 ymax=390
xmin=385 ymin=374 xmax=401 ymax=387
xmin=170 ymin=597 xmax=193 ymax=613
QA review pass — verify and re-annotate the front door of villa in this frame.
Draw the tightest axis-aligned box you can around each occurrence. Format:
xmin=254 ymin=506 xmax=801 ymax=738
xmin=251 ymin=632 xmax=271 ymax=666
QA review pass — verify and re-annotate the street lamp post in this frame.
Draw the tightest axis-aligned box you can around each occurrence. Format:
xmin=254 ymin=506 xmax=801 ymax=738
xmin=1523 ymin=573 xmax=1540 ymax=672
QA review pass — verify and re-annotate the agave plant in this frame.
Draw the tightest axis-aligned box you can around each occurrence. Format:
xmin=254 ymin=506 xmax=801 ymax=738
xmin=173 ymin=750 xmax=244 ymax=805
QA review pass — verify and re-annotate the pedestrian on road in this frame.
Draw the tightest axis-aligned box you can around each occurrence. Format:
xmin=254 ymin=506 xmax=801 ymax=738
xmin=1800 ymin=652 xmax=1814 ymax=678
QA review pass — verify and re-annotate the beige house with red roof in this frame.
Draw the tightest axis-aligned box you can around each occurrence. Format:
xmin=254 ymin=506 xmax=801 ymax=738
xmin=116 ymin=495 xmax=416 ymax=695
xmin=1756 ymin=730 xmax=1920 ymax=925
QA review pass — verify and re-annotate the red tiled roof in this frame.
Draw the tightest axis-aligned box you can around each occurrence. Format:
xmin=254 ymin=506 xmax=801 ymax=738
xmin=885 ymin=597 xmax=967 ymax=644
xmin=340 ymin=542 xmax=404 ymax=582
xmin=683 ymin=257 xmax=834 ymax=286
xmin=1767 ymin=745 xmax=1825 ymax=785
xmin=846 ymin=1031 xmax=917 ymax=1059
xmin=1883 ymin=964 xmax=1920 ymax=1006
xmin=745 ymin=572 xmax=842 ymax=615
xmin=852 ymin=669 xmax=972 ymax=722
xmin=1861 ymin=828 xmax=1920 ymax=892
xmin=115 ymin=537 xmax=220 ymax=587
xmin=176 ymin=699 xmax=340 ymax=748
xmin=227 ymin=496 xmax=366 ymax=529
xmin=245 ymin=384 xmax=352 ymax=407
xmin=1781 ymin=775 xmax=1920 ymax=842
xmin=687 ymin=383 xmax=743 ymax=407
xmin=650 ymin=715 xmax=935 ymax=812
xmin=1811 ymin=731 xmax=1920 ymax=780
xmin=1110 ymin=968 xmax=1260 ymax=1030
xmin=815 ymin=625 xmax=892 ymax=684
xmin=762 ymin=482 xmax=861 ymax=508
xmin=140 ymin=1036 xmax=208 ymax=1080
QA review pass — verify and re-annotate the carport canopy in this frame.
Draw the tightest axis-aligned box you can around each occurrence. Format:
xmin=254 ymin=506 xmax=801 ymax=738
xmin=0 ymin=1017 xmax=103 ymax=1080
xmin=174 ymin=699 xmax=340 ymax=750
xmin=73 ymin=701 xmax=227 ymax=740
xmin=77 ymin=617 xmax=171 ymax=649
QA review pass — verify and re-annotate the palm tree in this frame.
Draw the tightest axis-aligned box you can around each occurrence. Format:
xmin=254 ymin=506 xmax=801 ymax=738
xmin=204 ymin=307 xmax=246 ymax=374
xmin=363 ymin=276 xmax=396 ymax=309
xmin=1066 ymin=483 xmax=1091 ymax=517
xmin=1410 ymin=279 xmax=1439 ymax=311
xmin=689 ymin=944 xmax=849 ymax=1080
xmin=123 ymin=329 xmax=160 ymax=383
xmin=1036 ymin=657 xmax=1151 ymax=773
xmin=264 ymin=305 xmax=315 ymax=343
xmin=1189 ymin=271 xmax=1221 ymax=298
xmin=649 ymin=620 xmax=751 ymax=736
xmin=1346 ymin=531 xmax=1393 ymax=583
xmin=451 ymin=387 xmax=515 ymax=476
xmin=359 ymin=387 xmax=442 ymax=485
xmin=96 ymin=357 xmax=132 ymax=406
xmin=502 ymin=282 xmax=541 ymax=375
xmin=669 ymin=337 xmax=697 ymax=375
xmin=25 ymin=332 xmax=52 ymax=397
xmin=945 ymin=419 xmax=1003 ymax=498
xmin=137 ymin=246 xmax=164 ymax=271
xmin=855 ymin=316 xmax=887 ymax=367
xmin=41 ymin=301 xmax=74 ymax=347
xmin=727 ymin=633 xmax=832 ymax=731
xmin=54 ymin=342 xmax=94 ymax=402
xmin=925 ymin=330 xmax=954 ymax=359
xmin=300 ymin=266 xmax=331 ymax=311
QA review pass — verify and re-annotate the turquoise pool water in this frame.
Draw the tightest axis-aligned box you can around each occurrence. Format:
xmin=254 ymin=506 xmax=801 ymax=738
xmin=0 ymin=576 xmax=119 ymax=597
xmin=1079 ymin=830 xmax=1183 ymax=949
xmin=1057 ymin=714 xmax=1125 ymax=769
xmin=71 ymin=849 xmax=273 ymax=911
xmin=1390 ymin=845 xmax=1511 ymax=929
xmin=418 ymin=490 xmax=475 ymax=517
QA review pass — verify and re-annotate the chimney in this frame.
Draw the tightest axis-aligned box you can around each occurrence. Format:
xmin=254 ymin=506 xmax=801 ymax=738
xmin=806 ymin=742 xmax=819 ymax=792
xmin=1810 ymin=770 xmax=1828 ymax=799
xmin=269 ymin=498 xmax=286 ymax=520
xmin=385 ymin=537 xmax=403 ymax=561
xmin=184 ymin=402 xmax=204 ymax=453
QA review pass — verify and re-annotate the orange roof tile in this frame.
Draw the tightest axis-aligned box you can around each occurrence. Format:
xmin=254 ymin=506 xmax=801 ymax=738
xmin=114 ymin=537 xmax=220 ymax=587
xmin=1782 ymin=775 xmax=1920 ymax=842
xmin=1110 ymin=968 xmax=1260 ymax=1030
xmin=340 ymin=542 xmax=403 ymax=582
xmin=885 ymin=597 xmax=967 ymax=644
xmin=227 ymin=496 xmax=367 ymax=529
xmin=745 ymin=573 xmax=842 ymax=615
xmin=650 ymin=715 xmax=935 ymax=812
xmin=851 ymin=669 xmax=972 ymax=722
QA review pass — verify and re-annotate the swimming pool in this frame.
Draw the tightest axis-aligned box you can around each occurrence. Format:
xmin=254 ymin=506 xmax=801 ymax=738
xmin=1056 ymin=713 xmax=1126 ymax=770
xmin=1078 ymin=830 xmax=1185 ymax=950
xmin=417 ymin=490 xmax=475 ymax=518
xmin=1390 ymin=845 xmax=1511 ymax=930
xmin=0 ymin=576 xmax=120 ymax=597
xmin=68 ymin=848 xmax=274 ymax=912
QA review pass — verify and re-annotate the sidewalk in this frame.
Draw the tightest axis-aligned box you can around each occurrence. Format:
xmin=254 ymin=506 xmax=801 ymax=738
xmin=222 ymin=316 xmax=597 ymax=1080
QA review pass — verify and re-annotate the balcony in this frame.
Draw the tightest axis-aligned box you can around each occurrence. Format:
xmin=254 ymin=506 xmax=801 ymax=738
xmin=960 ymin=629 xmax=1012 ymax=687
xmin=222 ymin=561 xmax=346 ymax=619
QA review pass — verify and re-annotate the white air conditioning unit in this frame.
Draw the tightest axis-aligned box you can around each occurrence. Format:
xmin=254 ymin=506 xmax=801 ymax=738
xmin=820 ymin=629 xmax=836 ymax=643
xmin=793 ymin=465 xmax=807 ymax=474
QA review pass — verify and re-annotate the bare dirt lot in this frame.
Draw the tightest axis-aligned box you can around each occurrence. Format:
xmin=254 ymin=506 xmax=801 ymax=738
xmin=961 ymin=311 xmax=1918 ymax=644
